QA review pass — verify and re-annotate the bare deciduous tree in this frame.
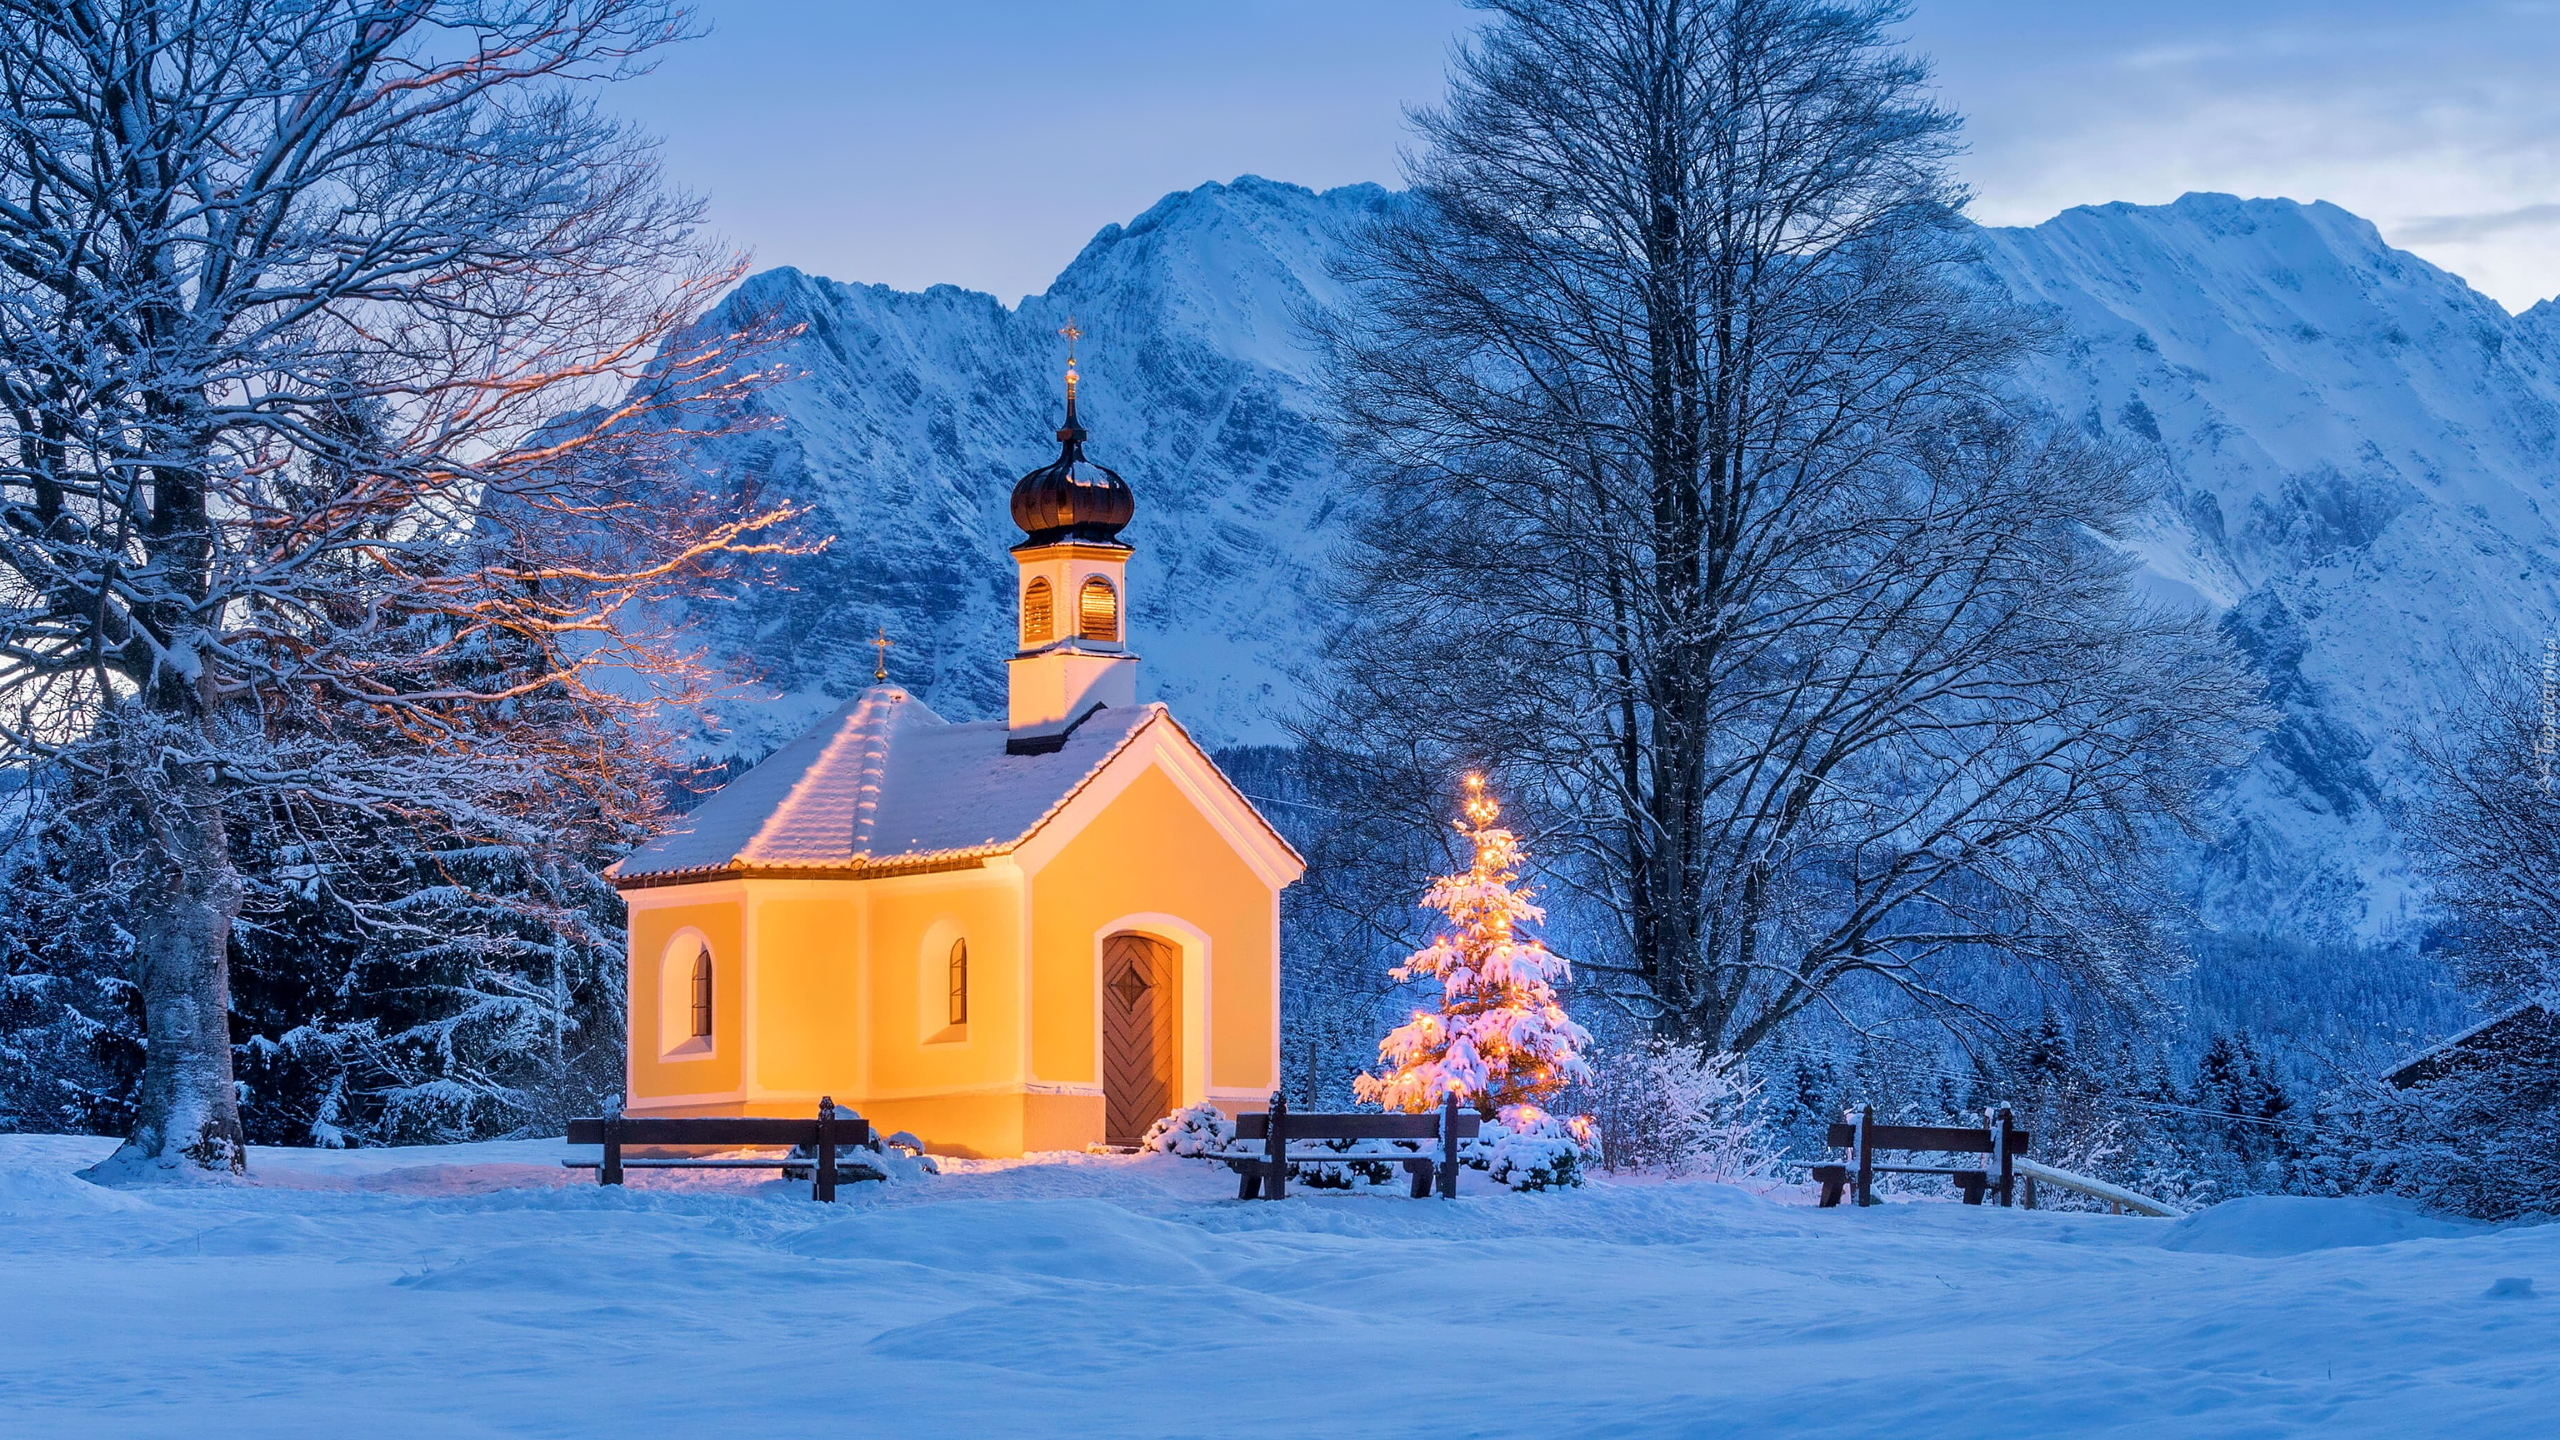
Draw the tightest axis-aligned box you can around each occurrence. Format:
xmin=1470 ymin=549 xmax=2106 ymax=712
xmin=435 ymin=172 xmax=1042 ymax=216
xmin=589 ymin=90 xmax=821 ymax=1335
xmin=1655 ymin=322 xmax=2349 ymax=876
xmin=0 ymin=1 xmax=798 ymax=1177
xmin=2405 ymin=648 xmax=2560 ymax=1011
xmin=1308 ymin=0 xmax=2262 ymax=1051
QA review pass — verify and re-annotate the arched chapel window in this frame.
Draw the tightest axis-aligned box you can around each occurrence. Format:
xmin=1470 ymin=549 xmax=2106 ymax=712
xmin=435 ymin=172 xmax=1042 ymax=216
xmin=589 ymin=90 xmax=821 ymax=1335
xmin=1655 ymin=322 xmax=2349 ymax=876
xmin=1078 ymin=576 xmax=1118 ymax=642
xmin=948 ymin=939 xmax=969 ymax=1027
xmin=1021 ymin=578 xmax=1053 ymax=643
xmin=690 ymin=948 xmax=713 ymax=1038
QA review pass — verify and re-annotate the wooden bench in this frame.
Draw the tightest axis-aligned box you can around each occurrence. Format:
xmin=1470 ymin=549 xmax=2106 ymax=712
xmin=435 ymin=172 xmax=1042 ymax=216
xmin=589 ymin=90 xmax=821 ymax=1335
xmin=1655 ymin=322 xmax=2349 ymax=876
xmin=1214 ymin=1092 xmax=1481 ymax=1200
xmin=1809 ymin=1106 xmax=2029 ymax=1208
xmin=563 ymin=1096 xmax=874 ymax=1202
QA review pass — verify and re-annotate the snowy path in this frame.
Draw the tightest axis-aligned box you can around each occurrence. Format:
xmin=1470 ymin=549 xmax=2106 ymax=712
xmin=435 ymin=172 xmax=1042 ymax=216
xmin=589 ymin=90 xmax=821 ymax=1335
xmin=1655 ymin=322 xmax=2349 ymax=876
xmin=4 ymin=1134 xmax=2553 ymax=1438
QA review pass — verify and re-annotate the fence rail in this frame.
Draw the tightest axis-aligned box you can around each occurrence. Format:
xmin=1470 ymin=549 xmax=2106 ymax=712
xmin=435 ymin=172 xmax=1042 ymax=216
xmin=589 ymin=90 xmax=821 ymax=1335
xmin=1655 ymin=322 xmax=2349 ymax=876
xmin=2014 ymin=1157 xmax=2181 ymax=1217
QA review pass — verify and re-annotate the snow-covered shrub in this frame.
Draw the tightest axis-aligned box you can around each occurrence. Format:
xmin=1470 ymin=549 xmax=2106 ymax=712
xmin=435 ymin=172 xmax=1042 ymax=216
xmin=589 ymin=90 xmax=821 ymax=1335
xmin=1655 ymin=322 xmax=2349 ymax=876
xmin=828 ymin=1143 xmax=938 ymax=1184
xmin=1475 ymin=1104 xmax=1594 ymax=1191
xmin=1142 ymin=1102 xmax=1237 ymax=1158
xmin=785 ymin=1108 xmax=938 ymax=1184
xmin=1586 ymin=1040 xmax=1784 ymax=1182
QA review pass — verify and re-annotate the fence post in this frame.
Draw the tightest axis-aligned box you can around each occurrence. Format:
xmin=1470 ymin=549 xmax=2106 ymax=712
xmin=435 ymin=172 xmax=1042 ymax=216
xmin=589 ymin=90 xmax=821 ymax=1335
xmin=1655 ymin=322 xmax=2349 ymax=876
xmin=1992 ymin=1106 xmax=2016 ymax=1207
xmin=1264 ymin=1091 xmax=1288 ymax=1201
xmin=1439 ymin=1090 xmax=1461 ymax=1200
xmin=600 ymin=1099 xmax=623 ymax=1187
xmin=1855 ymin=1105 xmax=1874 ymax=1207
xmin=814 ymin=1094 xmax=838 ymax=1203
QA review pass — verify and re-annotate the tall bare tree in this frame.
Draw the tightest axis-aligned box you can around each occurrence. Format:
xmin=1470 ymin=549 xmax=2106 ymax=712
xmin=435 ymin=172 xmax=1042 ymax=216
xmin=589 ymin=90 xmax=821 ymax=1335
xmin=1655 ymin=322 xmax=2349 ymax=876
xmin=1310 ymin=0 xmax=2262 ymax=1051
xmin=0 ymin=1 xmax=796 ymax=1177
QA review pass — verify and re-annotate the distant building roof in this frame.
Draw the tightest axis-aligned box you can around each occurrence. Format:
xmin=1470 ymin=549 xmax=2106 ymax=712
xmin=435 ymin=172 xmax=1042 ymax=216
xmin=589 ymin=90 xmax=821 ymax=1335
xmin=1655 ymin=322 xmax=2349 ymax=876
xmin=2384 ymin=1003 xmax=2560 ymax=1088
xmin=609 ymin=687 xmax=1293 ymax=887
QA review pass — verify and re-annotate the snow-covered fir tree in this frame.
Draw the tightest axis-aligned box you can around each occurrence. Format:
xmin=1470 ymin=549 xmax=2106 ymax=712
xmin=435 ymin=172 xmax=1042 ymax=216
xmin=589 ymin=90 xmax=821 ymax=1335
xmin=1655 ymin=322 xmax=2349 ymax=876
xmin=1355 ymin=777 xmax=1593 ymax=1116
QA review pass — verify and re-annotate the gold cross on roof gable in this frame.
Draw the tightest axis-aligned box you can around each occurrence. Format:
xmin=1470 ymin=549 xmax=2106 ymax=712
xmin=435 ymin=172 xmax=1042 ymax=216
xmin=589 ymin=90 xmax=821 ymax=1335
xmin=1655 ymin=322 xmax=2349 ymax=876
xmin=871 ymin=626 xmax=892 ymax=682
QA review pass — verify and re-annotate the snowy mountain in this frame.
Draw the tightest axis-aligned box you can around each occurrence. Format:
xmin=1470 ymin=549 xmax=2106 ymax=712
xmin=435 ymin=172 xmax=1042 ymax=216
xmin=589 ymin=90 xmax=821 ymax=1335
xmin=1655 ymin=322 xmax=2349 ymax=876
xmin=664 ymin=178 xmax=2560 ymax=946
xmin=669 ymin=176 xmax=1390 ymax=756
xmin=1978 ymin=197 xmax=2560 ymax=941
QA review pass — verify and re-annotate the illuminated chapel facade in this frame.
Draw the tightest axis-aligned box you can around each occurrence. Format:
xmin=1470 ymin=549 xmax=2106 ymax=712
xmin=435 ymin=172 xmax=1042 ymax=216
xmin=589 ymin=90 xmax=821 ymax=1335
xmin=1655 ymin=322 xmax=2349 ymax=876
xmin=607 ymin=360 xmax=1302 ymax=1156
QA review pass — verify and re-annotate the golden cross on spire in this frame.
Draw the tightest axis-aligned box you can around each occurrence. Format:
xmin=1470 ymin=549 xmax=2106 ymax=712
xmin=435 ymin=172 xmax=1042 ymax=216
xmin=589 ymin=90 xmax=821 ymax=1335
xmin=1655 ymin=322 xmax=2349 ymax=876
xmin=871 ymin=625 xmax=892 ymax=683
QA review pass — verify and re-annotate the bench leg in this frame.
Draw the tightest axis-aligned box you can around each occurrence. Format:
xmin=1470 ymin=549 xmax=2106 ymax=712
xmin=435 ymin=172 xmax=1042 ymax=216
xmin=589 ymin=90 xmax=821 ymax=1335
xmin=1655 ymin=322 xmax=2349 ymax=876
xmin=1237 ymin=1165 xmax=1261 ymax=1201
xmin=601 ymin=1139 xmax=622 ymax=1187
xmin=1959 ymin=1175 xmax=1986 ymax=1205
xmin=1406 ymin=1159 xmax=1432 ymax=1199
xmin=1812 ymin=1165 xmax=1847 ymax=1208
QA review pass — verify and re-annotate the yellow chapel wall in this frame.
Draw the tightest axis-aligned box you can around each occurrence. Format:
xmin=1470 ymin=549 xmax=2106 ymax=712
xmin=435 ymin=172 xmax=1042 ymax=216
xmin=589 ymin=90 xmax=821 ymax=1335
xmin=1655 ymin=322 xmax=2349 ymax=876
xmin=1028 ymin=760 xmax=1281 ymax=1122
xmin=740 ymin=881 xmax=865 ymax=1103
xmin=623 ymin=887 xmax=746 ymax=1109
xmin=853 ymin=867 xmax=1034 ymax=1156
xmin=624 ymin=872 xmax=1032 ymax=1141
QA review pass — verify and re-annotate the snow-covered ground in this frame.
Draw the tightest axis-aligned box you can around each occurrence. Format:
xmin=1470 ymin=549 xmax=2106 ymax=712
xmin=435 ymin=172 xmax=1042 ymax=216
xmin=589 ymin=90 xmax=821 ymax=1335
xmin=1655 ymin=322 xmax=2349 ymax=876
xmin=6 ymin=1134 xmax=2554 ymax=1438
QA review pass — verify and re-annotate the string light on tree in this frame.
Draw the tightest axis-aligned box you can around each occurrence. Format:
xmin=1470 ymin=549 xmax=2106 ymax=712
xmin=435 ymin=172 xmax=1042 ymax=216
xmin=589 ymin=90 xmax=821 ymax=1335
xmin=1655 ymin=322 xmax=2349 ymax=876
xmin=1356 ymin=774 xmax=1594 ymax=1119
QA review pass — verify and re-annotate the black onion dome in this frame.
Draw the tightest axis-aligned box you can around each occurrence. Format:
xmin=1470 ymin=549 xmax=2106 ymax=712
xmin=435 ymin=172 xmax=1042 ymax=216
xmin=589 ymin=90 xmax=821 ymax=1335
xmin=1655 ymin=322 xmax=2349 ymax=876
xmin=1011 ymin=402 xmax=1134 ymax=546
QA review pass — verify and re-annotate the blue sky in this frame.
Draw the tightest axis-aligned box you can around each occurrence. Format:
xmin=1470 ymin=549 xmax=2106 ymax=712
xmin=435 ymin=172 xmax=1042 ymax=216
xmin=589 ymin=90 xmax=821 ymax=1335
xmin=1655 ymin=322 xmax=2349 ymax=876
xmin=609 ymin=1 xmax=2560 ymax=310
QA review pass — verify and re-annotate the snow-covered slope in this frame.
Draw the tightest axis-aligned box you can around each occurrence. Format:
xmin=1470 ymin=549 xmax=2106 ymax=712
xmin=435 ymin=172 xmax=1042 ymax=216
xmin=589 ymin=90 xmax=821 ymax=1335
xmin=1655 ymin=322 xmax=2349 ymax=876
xmin=673 ymin=177 xmax=1391 ymax=755
xmin=666 ymin=179 xmax=2560 ymax=943
xmin=1977 ymin=196 xmax=2560 ymax=940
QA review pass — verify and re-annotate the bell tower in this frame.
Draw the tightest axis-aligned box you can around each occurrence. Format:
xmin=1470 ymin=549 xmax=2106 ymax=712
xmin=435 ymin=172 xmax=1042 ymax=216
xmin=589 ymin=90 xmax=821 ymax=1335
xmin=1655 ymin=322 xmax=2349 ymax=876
xmin=1006 ymin=320 xmax=1137 ymax=754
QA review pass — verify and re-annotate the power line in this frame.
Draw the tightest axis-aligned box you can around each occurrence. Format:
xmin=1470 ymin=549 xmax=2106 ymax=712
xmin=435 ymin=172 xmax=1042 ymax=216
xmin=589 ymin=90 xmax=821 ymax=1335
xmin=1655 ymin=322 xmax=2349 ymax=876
xmin=1237 ymin=790 xmax=1343 ymax=817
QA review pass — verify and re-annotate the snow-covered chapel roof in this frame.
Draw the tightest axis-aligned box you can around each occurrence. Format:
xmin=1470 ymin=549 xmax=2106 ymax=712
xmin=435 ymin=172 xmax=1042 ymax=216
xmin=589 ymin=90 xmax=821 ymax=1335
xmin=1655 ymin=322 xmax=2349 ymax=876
xmin=609 ymin=687 xmax=1287 ymax=887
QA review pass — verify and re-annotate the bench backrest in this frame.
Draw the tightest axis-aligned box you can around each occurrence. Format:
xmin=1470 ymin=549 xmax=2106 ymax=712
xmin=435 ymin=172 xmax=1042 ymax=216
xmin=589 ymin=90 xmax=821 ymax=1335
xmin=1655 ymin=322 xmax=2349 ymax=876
xmin=567 ymin=1114 xmax=876 ymax=1148
xmin=1236 ymin=1111 xmax=1482 ymax=1141
xmin=1826 ymin=1120 xmax=2029 ymax=1155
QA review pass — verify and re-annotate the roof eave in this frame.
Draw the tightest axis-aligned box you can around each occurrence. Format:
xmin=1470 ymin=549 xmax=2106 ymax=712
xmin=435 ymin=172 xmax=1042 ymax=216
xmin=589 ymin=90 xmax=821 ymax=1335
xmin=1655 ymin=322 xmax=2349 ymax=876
xmin=610 ymin=849 xmax=1001 ymax=892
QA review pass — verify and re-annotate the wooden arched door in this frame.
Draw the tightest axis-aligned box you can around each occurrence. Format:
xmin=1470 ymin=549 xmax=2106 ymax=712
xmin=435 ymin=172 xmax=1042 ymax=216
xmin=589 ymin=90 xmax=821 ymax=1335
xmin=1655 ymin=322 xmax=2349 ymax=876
xmin=1102 ymin=933 xmax=1180 ymax=1147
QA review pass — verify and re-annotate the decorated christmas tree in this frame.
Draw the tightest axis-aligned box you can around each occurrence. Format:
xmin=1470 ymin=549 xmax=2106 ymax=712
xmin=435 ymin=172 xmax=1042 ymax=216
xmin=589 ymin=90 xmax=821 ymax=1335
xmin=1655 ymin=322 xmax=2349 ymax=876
xmin=1356 ymin=776 xmax=1594 ymax=1118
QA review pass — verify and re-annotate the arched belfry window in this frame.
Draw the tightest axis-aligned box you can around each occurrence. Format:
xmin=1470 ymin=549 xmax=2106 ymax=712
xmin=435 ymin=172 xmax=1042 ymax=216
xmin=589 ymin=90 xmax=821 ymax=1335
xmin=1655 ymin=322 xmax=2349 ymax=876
xmin=689 ymin=948 xmax=713 ymax=1038
xmin=1021 ymin=578 xmax=1053 ymax=643
xmin=948 ymin=939 xmax=969 ymax=1027
xmin=1078 ymin=576 xmax=1118 ymax=642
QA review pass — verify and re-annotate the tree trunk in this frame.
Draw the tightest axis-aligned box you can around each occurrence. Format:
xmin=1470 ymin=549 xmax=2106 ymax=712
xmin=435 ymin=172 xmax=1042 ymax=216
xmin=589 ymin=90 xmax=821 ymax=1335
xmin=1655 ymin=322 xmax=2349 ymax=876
xmin=83 ymin=726 xmax=246 ymax=1180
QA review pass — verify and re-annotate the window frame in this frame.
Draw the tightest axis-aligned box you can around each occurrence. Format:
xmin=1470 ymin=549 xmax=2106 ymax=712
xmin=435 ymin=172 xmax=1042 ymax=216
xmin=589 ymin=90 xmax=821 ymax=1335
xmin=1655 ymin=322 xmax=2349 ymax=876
xmin=1078 ymin=575 xmax=1118 ymax=642
xmin=658 ymin=929 xmax=716 ymax=1059
xmin=1021 ymin=577 xmax=1054 ymax=643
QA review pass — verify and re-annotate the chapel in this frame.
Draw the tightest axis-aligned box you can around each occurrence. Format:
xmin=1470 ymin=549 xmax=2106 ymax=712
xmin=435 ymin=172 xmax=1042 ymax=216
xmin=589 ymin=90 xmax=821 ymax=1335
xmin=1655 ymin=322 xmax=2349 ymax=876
xmin=607 ymin=350 xmax=1303 ymax=1157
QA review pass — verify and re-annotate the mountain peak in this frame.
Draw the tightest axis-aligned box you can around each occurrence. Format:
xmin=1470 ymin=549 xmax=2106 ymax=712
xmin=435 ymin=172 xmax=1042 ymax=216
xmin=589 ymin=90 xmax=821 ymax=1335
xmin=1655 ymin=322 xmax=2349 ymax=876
xmin=660 ymin=183 xmax=2560 ymax=946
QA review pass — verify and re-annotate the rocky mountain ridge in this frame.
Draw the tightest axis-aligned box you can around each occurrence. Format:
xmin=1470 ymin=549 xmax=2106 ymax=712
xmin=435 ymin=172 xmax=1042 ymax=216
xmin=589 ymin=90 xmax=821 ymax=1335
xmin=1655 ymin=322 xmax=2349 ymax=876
xmin=664 ymin=176 xmax=2560 ymax=946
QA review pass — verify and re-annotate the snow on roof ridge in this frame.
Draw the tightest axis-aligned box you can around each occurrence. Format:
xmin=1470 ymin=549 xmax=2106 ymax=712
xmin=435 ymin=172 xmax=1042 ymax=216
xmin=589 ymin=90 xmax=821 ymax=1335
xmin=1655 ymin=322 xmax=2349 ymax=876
xmin=2384 ymin=1000 xmax=2550 ymax=1080
xmin=733 ymin=691 xmax=866 ymax=864
xmin=736 ymin=686 xmax=933 ymax=865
